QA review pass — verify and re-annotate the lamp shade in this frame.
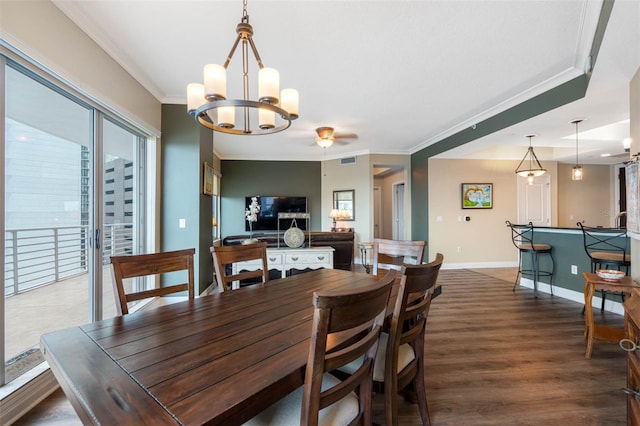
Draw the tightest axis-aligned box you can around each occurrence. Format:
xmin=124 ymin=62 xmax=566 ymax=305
xmin=204 ymin=64 xmax=226 ymax=100
xmin=280 ymin=88 xmax=299 ymax=119
xmin=258 ymin=67 xmax=279 ymax=104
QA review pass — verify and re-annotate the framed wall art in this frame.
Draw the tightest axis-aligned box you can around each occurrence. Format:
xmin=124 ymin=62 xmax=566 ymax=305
xmin=203 ymin=162 xmax=214 ymax=196
xmin=461 ymin=183 xmax=493 ymax=209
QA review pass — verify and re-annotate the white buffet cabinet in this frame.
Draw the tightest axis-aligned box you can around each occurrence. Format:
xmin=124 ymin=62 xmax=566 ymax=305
xmin=231 ymin=247 xmax=334 ymax=288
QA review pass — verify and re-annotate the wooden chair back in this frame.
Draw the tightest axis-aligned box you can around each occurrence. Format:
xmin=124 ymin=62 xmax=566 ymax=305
xmin=110 ymin=248 xmax=195 ymax=316
xmin=301 ymin=269 xmax=397 ymax=426
xmin=210 ymin=242 xmax=269 ymax=291
xmin=372 ymin=238 xmax=426 ymax=276
xmin=383 ymin=253 xmax=443 ymax=426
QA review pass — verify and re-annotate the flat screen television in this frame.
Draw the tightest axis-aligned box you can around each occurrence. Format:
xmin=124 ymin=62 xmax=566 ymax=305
xmin=245 ymin=196 xmax=308 ymax=231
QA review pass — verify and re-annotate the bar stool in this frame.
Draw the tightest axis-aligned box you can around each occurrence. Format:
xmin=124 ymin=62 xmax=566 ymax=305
xmin=578 ymin=222 xmax=630 ymax=311
xmin=506 ymin=220 xmax=555 ymax=296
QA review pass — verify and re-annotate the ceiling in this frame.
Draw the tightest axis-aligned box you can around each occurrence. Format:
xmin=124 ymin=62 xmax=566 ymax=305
xmin=51 ymin=0 xmax=640 ymax=165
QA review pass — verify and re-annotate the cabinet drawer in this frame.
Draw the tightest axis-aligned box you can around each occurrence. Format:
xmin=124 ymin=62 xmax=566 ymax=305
xmin=285 ymin=251 xmax=331 ymax=265
xmin=266 ymin=253 xmax=283 ymax=265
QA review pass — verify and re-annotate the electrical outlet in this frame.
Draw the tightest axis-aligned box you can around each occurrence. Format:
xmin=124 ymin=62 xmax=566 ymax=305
xmin=179 ymin=218 xmax=186 ymax=228
xmin=456 ymin=246 xmax=462 ymax=253
xmin=571 ymin=265 xmax=578 ymax=275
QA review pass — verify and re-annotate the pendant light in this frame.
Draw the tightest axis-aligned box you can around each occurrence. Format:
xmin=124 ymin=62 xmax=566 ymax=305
xmin=515 ymin=134 xmax=546 ymax=185
xmin=186 ymin=0 xmax=299 ymax=135
xmin=570 ymin=119 xmax=584 ymax=181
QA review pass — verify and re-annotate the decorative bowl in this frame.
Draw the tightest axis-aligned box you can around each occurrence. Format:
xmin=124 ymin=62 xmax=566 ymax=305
xmin=596 ymin=269 xmax=625 ymax=281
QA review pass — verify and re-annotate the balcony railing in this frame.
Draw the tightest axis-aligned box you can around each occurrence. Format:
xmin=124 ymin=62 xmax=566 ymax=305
xmin=4 ymin=224 xmax=133 ymax=296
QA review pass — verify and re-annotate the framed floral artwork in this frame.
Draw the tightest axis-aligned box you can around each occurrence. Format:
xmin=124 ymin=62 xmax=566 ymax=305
xmin=461 ymin=183 xmax=493 ymax=209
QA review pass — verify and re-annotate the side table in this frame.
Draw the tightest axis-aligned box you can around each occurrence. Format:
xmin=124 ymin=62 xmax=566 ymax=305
xmin=583 ymin=272 xmax=639 ymax=359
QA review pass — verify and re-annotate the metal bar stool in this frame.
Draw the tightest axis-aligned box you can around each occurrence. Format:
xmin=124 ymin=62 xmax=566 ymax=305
xmin=578 ymin=222 xmax=630 ymax=311
xmin=506 ymin=220 xmax=555 ymax=296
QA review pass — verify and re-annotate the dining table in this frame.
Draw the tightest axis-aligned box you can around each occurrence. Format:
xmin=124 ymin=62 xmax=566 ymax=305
xmin=40 ymin=268 xmax=389 ymax=425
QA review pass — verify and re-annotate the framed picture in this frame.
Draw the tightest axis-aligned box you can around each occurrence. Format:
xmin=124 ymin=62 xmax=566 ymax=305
xmin=461 ymin=183 xmax=493 ymax=209
xmin=203 ymin=162 xmax=214 ymax=195
xmin=333 ymin=189 xmax=355 ymax=220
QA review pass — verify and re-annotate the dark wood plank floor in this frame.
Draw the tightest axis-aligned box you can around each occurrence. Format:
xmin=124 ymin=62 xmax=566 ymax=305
xmin=15 ymin=269 xmax=628 ymax=425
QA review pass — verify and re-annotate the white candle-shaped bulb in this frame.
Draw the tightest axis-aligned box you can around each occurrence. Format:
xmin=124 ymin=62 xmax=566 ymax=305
xmin=217 ymin=106 xmax=235 ymax=129
xmin=280 ymin=88 xmax=299 ymax=119
xmin=259 ymin=108 xmax=275 ymax=130
xmin=204 ymin=64 xmax=226 ymax=100
xmin=258 ymin=67 xmax=279 ymax=104
xmin=187 ymin=83 xmax=205 ymax=112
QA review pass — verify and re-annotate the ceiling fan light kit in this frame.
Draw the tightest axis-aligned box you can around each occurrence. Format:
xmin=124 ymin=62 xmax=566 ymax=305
xmin=186 ymin=0 xmax=299 ymax=135
xmin=315 ymin=127 xmax=335 ymax=148
xmin=515 ymin=134 xmax=546 ymax=184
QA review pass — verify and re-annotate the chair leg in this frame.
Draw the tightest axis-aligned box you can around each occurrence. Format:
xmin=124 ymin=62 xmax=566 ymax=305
xmin=413 ymin=370 xmax=431 ymax=426
xmin=548 ymin=252 xmax=555 ymax=296
xmin=532 ymin=252 xmax=539 ymax=297
xmin=513 ymin=251 xmax=522 ymax=291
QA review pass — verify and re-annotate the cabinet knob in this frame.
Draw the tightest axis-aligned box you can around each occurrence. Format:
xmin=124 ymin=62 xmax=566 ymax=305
xmin=269 ymin=257 xmax=276 ymax=262
xmin=291 ymin=257 xmax=299 ymax=261
xmin=619 ymin=338 xmax=640 ymax=352
xmin=317 ymin=256 xmax=325 ymax=260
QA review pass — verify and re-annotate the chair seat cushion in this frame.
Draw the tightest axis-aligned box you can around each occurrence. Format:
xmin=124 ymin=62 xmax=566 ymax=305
xmin=338 ymin=332 xmax=416 ymax=382
xmin=591 ymin=251 xmax=631 ymax=263
xmin=517 ymin=243 xmax=551 ymax=252
xmin=243 ymin=373 xmax=359 ymax=426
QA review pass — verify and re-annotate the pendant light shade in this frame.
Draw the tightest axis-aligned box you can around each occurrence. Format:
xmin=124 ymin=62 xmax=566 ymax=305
xmin=186 ymin=0 xmax=299 ymax=135
xmin=571 ymin=119 xmax=584 ymax=181
xmin=515 ymin=134 xmax=546 ymax=182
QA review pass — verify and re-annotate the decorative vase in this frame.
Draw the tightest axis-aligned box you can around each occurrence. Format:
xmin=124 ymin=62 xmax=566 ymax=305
xmin=243 ymin=221 xmax=258 ymax=244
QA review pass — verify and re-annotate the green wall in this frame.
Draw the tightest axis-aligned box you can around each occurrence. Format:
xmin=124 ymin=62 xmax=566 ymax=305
xmin=220 ymin=160 xmax=321 ymax=237
xmin=161 ymin=104 xmax=214 ymax=293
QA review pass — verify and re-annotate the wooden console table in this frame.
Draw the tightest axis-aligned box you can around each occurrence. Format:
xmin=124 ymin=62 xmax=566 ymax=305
xmin=232 ymin=247 xmax=334 ymax=288
xmin=583 ymin=272 xmax=639 ymax=358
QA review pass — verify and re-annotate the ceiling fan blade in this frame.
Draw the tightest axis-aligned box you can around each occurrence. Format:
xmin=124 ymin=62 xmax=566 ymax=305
xmin=334 ymin=132 xmax=358 ymax=140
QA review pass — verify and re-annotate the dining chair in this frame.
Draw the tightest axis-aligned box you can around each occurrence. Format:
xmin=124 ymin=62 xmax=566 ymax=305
xmin=339 ymin=253 xmax=443 ymax=426
xmin=506 ymin=220 xmax=554 ymax=296
xmin=110 ymin=248 xmax=195 ymax=316
xmin=210 ymin=242 xmax=269 ymax=291
xmin=244 ymin=269 xmax=397 ymax=426
xmin=371 ymin=238 xmax=426 ymax=276
xmin=578 ymin=222 xmax=630 ymax=311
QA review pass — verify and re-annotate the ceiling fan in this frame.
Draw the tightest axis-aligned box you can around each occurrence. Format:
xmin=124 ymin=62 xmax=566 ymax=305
xmin=314 ymin=127 xmax=358 ymax=148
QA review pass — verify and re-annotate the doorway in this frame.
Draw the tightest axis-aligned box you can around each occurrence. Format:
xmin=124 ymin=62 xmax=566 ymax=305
xmin=393 ymin=182 xmax=405 ymax=239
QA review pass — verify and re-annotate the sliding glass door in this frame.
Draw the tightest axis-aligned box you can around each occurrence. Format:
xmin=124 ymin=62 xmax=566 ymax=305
xmin=2 ymin=58 xmax=148 ymax=384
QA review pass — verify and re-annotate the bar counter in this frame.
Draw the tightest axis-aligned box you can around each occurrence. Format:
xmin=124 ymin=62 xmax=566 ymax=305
xmin=519 ymin=226 xmax=628 ymax=313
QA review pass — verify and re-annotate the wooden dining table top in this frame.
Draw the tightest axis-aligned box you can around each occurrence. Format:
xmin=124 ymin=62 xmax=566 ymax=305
xmin=40 ymin=268 xmax=386 ymax=425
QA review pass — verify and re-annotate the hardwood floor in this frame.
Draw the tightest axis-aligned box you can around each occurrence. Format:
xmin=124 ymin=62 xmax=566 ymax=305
xmin=14 ymin=268 xmax=628 ymax=425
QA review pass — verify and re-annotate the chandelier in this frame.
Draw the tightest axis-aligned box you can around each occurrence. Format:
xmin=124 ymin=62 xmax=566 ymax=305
xmin=515 ymin=134 xmax=546 ymax=184
xmin=570 ymin=119 xmax=584 ymax=181
xmin=186 ymin=0 xmax=299 ymax=135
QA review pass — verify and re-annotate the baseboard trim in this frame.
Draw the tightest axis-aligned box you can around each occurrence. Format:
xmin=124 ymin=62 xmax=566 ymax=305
xmin=0 ymin=364 xmax=58 ymax=425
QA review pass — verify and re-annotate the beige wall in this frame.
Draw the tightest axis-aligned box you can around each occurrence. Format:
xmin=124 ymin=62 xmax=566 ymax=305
xmin=0 ymin=0 xmax=161 ymax=135
xmin=557 ymin=163 xmax=616 ymax=227
xmin=323 ymin=155 xmax=372 ymax=249
xmin=428 ymin=159 xmax=523 ymax=267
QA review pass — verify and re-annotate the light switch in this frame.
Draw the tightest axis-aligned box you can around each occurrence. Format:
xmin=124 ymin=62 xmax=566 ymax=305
xmin=179 ymin=218 xmax=186 ymax=228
